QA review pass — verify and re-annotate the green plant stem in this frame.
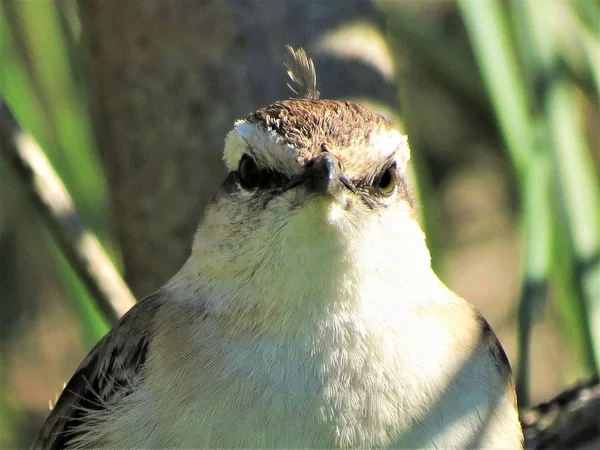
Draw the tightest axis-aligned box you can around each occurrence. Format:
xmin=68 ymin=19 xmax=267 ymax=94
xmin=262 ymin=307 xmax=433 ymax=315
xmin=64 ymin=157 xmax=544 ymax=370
xmin=522 ymin=0 xmax=600 ymax=374
xmin=547 ymin=81 xmax=600 ymax=371
xmin=458 ymin=0 xmax=553 ymax=406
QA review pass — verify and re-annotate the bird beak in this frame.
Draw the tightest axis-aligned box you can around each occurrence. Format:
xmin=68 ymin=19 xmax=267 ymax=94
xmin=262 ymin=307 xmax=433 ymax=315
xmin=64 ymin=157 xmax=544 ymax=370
xmin=285 ymin=152 xmax=357 ymax=203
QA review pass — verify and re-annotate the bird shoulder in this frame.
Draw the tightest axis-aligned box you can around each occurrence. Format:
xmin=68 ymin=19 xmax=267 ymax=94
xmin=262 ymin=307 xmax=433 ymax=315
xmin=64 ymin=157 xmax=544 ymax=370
xmin=33 ymin=292 xmax=165 ymax=450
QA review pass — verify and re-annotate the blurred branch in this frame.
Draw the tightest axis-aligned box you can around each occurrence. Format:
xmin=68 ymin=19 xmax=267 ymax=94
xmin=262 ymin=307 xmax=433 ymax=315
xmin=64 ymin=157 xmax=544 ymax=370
xmin=522 ymin=378 xmax=600 ymax=449
xmin=0 ymin=99 xmax=134 ymax=324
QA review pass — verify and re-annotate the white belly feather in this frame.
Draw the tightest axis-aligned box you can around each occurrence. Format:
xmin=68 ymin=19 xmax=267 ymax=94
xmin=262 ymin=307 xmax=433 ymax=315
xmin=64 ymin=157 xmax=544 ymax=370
xmin=77 ymin=293 xmax=518 ymax=449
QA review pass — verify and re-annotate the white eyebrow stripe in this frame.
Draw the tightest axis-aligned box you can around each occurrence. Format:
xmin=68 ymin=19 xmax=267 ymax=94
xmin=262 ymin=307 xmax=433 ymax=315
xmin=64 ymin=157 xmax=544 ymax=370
xmin=224 ymin=118 xmax=411 ymax=182
xmin=369 ymin=129 xmax=407 ymax=160
xmin=224 ymin=121 xmax=302 ymax=176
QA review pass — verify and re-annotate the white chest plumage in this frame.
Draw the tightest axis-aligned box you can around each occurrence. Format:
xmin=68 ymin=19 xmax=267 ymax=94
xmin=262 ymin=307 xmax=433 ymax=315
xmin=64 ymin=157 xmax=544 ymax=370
xmin=79 ymin=277 xmax=517 ymax=449
xmin=64 ymin=201 xmax=520 ymax=449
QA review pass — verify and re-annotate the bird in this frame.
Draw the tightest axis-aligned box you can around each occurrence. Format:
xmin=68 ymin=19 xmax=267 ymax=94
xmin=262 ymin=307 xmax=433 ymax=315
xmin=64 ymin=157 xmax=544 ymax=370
xmin=35 ymin=47 xmax=523 ymax=449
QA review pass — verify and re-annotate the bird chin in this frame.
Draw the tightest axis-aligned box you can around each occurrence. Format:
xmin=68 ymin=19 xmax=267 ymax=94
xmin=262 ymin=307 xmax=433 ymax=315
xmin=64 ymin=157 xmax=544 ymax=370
xmin=303 ymin=190 xmax=351 ymax=211
xmin=294 ymin=193 xmax=354 ymax=233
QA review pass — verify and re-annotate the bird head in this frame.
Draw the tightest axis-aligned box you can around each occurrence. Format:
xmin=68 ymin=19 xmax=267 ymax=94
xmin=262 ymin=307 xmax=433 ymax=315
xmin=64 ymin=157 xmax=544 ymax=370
xmin=180 ymin=48 xmax=432 ymax=328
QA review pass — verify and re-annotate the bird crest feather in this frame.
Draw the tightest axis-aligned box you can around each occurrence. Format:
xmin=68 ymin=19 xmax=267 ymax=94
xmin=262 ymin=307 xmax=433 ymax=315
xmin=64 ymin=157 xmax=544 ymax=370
xmin=284 ymin=46 xmax=320 ymax=100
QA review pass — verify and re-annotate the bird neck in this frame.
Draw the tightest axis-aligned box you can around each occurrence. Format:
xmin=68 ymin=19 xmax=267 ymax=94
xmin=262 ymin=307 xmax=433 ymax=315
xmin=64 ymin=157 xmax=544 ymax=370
xmin=172 ymin=210 xmax=437 ymax=337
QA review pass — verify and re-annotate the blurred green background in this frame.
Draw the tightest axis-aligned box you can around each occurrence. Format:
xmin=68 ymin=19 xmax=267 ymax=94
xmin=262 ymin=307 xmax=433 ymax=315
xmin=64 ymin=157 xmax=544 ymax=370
xmin=1 ymin=0 xmax=598 ymax=447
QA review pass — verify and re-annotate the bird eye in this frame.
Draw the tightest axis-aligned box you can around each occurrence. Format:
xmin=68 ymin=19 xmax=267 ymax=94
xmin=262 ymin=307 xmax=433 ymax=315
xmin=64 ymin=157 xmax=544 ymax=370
xmin=238 ymin=156 xmax=262 ymax=189
xmin=376 ymin=166 xmax=396 ymax=195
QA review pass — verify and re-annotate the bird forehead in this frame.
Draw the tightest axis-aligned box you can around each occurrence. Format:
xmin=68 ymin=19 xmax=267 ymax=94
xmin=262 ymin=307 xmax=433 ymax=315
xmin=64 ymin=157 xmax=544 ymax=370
xmin=223 ymin=99 xmax=407 ymax=177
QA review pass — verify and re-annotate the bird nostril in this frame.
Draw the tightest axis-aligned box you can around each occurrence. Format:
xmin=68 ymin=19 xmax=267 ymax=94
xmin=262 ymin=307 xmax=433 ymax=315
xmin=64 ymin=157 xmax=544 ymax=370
xmin=306 ymin=159 xmax=315 ymax=169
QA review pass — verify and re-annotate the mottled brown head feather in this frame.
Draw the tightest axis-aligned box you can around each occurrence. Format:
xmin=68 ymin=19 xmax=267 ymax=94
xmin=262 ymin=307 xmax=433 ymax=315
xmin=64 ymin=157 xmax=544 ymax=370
xmin=249 ymin=99 xmax=394 ymax=166
xmin=284 ymin=46 xmax=319 ymax=100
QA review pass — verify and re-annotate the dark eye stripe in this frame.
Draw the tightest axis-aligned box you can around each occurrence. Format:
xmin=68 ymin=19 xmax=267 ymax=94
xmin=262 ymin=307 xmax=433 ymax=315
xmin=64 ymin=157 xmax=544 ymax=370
xmin=222 ymin=171 xmax=241 ymax=193
xmin=224 ymin=169 xmax=290 ymax=191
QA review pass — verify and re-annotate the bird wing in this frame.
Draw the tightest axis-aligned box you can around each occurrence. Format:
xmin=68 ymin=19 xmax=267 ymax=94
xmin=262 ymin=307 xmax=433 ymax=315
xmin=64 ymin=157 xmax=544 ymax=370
xmin=475 ymin=312 xmax=518 ymax=409
xmin=33 ymin=292 xmax=165 ymax=450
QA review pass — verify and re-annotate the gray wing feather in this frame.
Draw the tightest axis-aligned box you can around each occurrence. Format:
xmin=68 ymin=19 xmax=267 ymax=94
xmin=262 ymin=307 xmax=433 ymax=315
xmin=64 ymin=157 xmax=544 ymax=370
xmin=33 ymin=292 xmax=164 ymax=450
